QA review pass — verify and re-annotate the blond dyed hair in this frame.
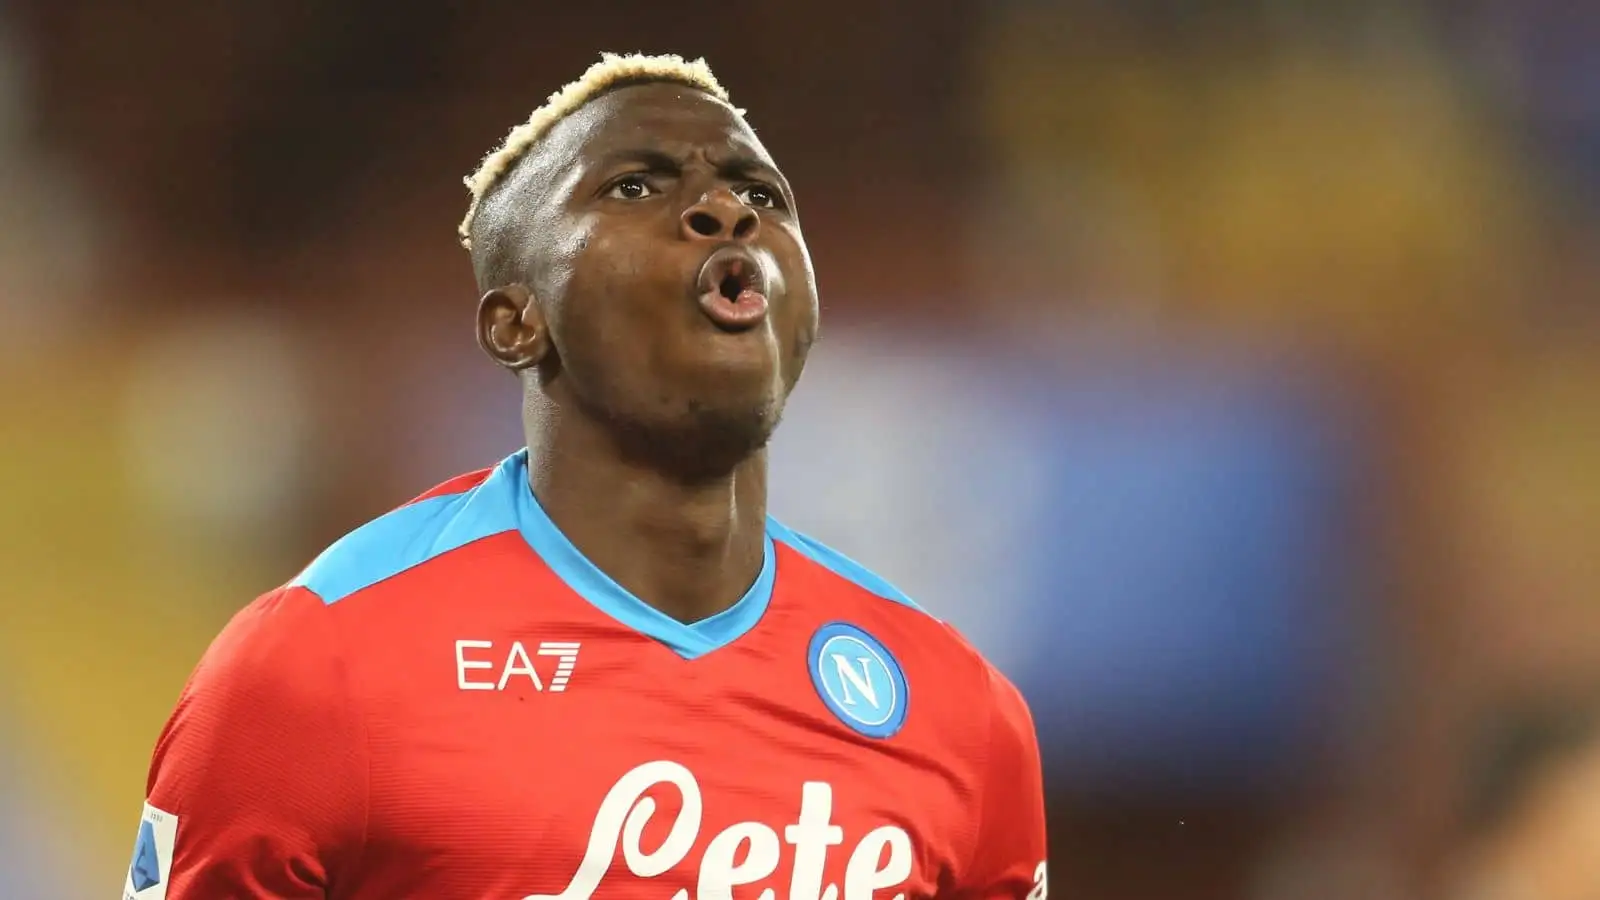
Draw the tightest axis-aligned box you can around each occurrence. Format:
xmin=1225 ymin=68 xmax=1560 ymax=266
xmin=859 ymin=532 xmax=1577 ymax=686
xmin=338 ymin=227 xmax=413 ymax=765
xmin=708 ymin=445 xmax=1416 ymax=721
xmin=458 ymin=52 xmax=736 ymax=251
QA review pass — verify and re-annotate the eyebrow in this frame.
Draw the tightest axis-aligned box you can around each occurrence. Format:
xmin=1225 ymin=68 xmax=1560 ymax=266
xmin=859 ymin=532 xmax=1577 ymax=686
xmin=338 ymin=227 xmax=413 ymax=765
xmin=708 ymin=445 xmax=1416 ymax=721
xmin=713 ymin=152 xmax=780 ymax=183
xmin=594 ymin=148 xmax=682 ymax=175
xmin=594 ymin=147 xmax=782 ymax=183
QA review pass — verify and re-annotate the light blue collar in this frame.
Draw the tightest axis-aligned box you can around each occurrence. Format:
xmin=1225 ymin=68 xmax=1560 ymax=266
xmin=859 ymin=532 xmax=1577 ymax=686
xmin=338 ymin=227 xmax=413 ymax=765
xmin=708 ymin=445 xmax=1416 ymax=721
xmin=500 ymin=449 xmax=777 ymax=659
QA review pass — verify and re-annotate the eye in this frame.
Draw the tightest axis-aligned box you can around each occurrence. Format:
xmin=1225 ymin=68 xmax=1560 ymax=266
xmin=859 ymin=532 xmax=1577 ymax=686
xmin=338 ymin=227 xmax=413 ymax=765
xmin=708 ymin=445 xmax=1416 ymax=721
xmin=605 ymin=174 xmax=656 ymax=200
xmin=736 ymin=184 xmax=782 ymax=209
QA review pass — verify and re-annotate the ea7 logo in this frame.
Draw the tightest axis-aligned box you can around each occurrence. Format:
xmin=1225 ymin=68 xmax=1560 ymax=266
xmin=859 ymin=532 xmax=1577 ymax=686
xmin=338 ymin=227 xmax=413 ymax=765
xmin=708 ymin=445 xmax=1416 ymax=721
xmin=455 ymin=640 xmax=581 ymax=692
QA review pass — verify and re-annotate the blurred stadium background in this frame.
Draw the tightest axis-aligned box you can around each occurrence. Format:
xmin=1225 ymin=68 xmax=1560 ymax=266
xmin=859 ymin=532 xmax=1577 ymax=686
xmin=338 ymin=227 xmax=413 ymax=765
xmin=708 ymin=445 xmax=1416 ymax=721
xmin=2 ymin=1 xmax=1598 ymax=898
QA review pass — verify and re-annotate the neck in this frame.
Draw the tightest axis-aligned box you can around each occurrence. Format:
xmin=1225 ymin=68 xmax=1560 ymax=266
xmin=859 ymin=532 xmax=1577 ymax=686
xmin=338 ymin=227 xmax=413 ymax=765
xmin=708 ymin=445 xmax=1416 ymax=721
xmin=523 ymin=399 xmax=770 ymax=625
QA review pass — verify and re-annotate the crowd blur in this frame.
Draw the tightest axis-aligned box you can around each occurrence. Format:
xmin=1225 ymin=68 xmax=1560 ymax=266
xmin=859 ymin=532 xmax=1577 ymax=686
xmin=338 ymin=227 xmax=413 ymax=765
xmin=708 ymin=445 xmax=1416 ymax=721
xmin=1 ymin=1 xmax=1597 ymax=898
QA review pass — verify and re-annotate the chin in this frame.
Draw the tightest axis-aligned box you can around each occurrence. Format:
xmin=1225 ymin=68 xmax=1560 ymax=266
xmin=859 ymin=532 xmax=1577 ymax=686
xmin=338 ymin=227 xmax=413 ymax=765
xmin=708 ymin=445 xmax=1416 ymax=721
xmin=679 ymin=394 xmax=781 ymax=456
xmin=684 ymin=343 xmax=785 ymax=410
xmin=603 ymin=392 xmax=783 ymax=481
xmin=697 ymin=326 xmax=782 ymax=373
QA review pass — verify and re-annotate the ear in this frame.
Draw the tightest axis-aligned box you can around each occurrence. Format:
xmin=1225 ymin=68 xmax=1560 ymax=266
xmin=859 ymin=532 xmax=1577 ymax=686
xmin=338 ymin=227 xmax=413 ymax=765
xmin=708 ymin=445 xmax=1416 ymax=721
xmin=476 ymin=284 xmax=550 ymax=370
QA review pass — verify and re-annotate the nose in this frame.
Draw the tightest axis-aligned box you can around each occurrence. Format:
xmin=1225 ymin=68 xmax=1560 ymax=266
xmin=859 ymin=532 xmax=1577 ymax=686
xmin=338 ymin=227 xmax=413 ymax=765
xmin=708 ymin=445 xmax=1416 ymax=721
xmin=679 ymin=189 xmax=760 ymax=243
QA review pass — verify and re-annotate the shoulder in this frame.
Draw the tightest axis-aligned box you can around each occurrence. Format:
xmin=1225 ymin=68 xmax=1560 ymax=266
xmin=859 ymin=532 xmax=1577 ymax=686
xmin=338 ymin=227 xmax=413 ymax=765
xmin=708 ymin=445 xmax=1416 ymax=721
xmin=153 ymin=584 xmax=356 ymax=775
xmin=769 ymin=519 xmax=1036 ymax=763
xmin=967 ymin=637 xmax=1038 ymax=759
xmin=766 ymin=517 xmax=932 ymax=617
xmin=910 ymin=601 xmax=1037 ymax=753
xmin=767 ymin=516 xmax=1009 ymax=701
xmin=291 ymin=460 xmax=521 ymax=605
xmin=146 ymin=583 xmax=370 ymax=880
xmin=176 ymin=584 xmax=344 ymax=707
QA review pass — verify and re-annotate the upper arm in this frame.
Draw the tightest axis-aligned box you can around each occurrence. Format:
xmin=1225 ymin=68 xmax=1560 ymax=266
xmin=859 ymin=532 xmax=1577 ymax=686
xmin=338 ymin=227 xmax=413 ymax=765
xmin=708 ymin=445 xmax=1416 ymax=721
xmin=132 ymin=587 xmax=368 ymax=899
xmin=955 ymin=665 xmax=1049 ymax=900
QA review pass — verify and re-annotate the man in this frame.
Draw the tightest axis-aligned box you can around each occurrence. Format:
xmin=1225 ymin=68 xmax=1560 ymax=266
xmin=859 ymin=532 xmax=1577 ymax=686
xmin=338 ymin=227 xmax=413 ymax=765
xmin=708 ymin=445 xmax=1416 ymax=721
xmin=129 ymin=53 xmax=1048 ymax=900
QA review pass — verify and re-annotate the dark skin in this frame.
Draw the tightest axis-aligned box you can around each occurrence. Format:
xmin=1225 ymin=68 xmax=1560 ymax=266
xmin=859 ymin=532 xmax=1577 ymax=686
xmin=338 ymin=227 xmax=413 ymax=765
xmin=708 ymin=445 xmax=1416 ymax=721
xmin=473 ymin=82 xmax=820 ymax=625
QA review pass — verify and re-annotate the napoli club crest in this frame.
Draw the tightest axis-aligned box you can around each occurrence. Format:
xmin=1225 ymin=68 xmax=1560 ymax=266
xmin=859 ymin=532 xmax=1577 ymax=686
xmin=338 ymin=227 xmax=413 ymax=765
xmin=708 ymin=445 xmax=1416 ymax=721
xmin=807 ymin=622 xmax=908 ymax=738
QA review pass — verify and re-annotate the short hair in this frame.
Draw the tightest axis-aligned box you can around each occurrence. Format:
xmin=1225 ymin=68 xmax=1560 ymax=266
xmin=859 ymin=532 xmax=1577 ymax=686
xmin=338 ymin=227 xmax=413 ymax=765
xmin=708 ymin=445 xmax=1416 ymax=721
xmin=458 ymin=52 xmax=734 ymax=252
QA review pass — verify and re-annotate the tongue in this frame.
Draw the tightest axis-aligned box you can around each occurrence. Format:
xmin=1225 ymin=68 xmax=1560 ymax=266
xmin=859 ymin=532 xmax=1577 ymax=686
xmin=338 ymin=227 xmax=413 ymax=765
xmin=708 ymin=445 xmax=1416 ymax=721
xmin=698 ymin=287 xmax=768 ymax=329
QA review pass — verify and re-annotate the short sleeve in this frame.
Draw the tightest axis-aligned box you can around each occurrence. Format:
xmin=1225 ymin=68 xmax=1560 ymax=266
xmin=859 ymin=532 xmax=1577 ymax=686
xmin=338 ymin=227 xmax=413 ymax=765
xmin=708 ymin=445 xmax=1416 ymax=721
xmin=954 ymin=665 xmax=1050 ymax=900
xmin=132 ymin=586 xmax=368 ymax=898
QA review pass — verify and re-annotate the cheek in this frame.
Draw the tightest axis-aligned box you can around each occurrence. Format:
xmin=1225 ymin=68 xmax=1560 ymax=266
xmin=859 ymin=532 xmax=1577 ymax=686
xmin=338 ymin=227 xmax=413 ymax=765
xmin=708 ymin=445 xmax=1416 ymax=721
xmin=570 ymin=228 xmax=682 ymax=315
xmin=534 ymin=218 xmax=590 ymax=304
xmin=551 ymin=228 xmax=674 ymax=371
xmin=541 ymin=225 xmax=599 ymax=363
xmin=583 ymin=231 xmax=642 ymax=283
xmin=779 ymin=284 xmax=819 ymax=386
xmin=784 ymin=227 xmax=818 ymax=294
xmin=771 ymin=227 xmax=817 ymax=307
xmin=788 ymin=307 xmax=819 ymax=378
xmin=776 ymin=229 xmax=820 ymax=341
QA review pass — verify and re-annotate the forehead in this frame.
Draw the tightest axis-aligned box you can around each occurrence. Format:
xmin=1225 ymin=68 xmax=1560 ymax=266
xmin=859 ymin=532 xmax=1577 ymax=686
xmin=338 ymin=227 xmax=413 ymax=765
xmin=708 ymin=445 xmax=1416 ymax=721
xmin=543 ymin=82 xmax=777 ymax=171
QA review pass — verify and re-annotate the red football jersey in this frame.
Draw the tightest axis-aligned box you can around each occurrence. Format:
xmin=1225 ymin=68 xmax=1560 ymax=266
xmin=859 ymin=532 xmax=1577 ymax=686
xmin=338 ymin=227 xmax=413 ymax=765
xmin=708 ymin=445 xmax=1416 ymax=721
xmin=129 ymin=450 xmax=1049 ymax=900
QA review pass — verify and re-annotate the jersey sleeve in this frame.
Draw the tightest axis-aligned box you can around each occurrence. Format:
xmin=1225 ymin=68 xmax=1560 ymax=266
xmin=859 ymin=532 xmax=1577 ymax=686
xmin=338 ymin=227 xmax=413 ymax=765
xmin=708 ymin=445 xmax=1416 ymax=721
xmin=954 ymin=665 xmax=1050 ymax=900
xmin=133 ymin=586 xmax=368 ymax=898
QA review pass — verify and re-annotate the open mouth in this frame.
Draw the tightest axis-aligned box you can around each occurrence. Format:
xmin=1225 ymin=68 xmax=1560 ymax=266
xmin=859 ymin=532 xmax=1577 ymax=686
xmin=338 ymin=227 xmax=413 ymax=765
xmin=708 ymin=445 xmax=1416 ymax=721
xmin=695 ymin=247 xmax=771 ymax=331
